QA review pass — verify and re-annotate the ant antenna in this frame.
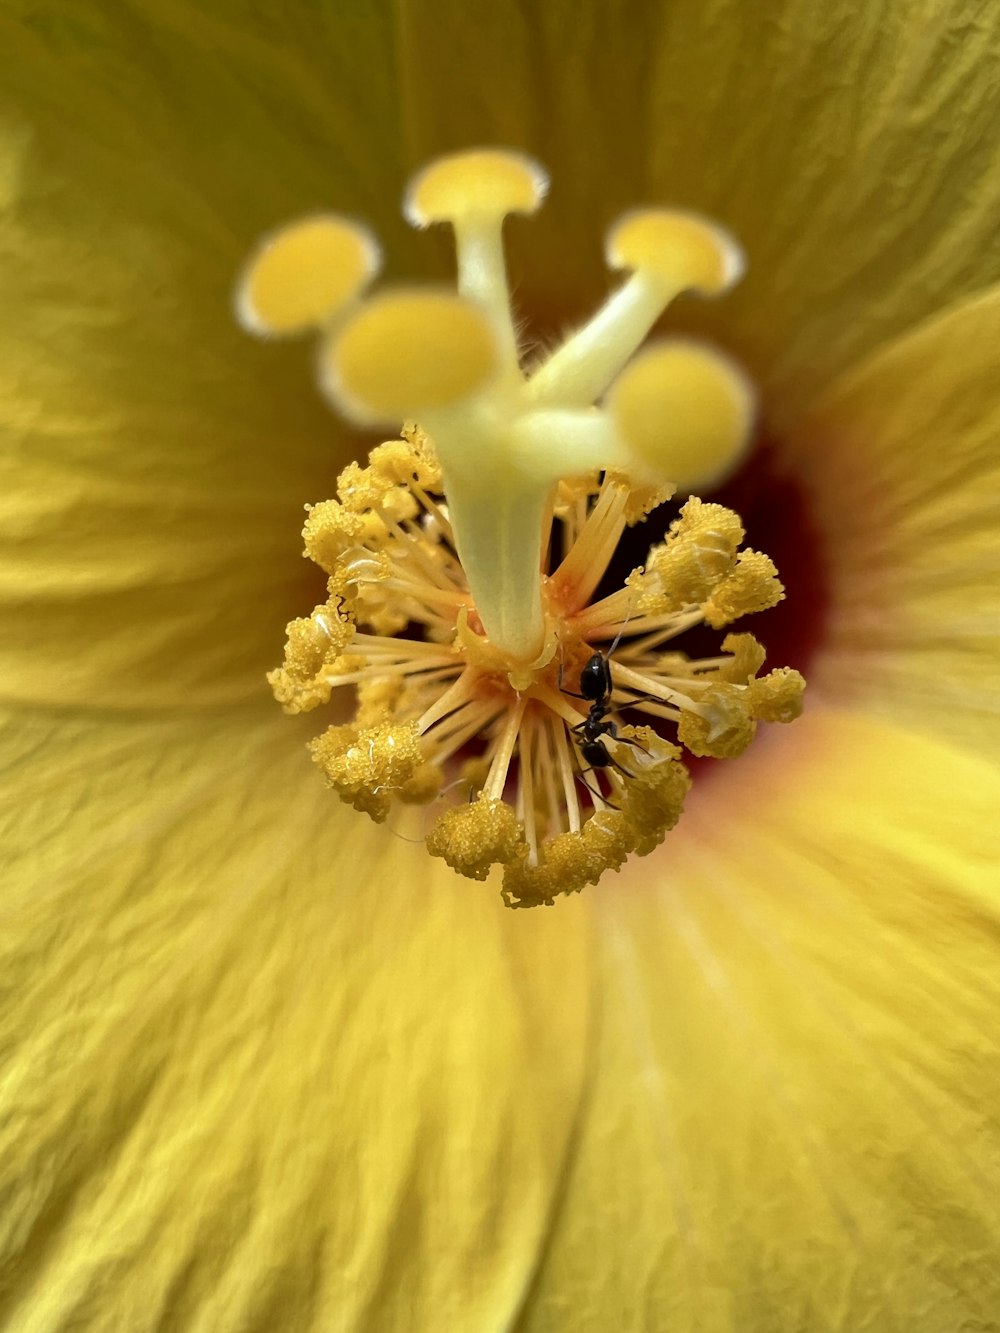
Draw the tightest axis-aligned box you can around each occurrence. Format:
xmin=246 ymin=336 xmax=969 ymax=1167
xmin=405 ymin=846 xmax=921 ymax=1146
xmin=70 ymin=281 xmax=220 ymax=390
xmin=603 ymin=598 xmax=635 ymax=657
xmin=382 ymin=773 xmax=481 ymax=846
xmin=439 ymin=775 xmax=480 ymax=804
xmin=383 ymin=825 xmax=428 ymax=846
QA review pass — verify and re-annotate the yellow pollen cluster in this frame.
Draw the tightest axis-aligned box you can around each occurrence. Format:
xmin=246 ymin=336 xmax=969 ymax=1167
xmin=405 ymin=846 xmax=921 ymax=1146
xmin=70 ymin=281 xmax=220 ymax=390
xmin=241 ymin=148 xmax=807 ymax=906
xmin=309 ymin=719 xmax=430 ymax=820
xmin=625 ymin=498 xmax=747 ymax=611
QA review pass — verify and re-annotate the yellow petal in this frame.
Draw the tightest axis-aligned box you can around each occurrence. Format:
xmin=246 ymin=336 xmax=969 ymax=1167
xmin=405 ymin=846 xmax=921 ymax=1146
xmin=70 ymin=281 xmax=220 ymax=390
xmin=5 ymin=705 xmax=1000 ymax=1326
xmin=516 ymin=709 xmax=1000 ymax=1329
xmin=0 ymin=703 xmax=594 ymax=1328
xmin=399 ymin=0 xmax=1000 ymax=413
xmin=785 ymin=281 xmax=1000 ymax=761
xmin=0 ymin=7 xmax=416 ymax=709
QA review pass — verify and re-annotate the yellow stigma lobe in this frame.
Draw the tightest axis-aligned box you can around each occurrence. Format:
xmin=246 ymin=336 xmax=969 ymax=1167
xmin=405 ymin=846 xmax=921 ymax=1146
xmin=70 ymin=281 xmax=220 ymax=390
xmin=236 ymin=215 xmax=379 ymax=337
xmin=323 ymin=289 xmax=499 ymax=424
xmin=606 ymin=209 xmax=744 ymax=295
xmin=610 ymin=341 xmax=755 ymax=492
xmin=405 ymin=147 xmax=548 ymax=227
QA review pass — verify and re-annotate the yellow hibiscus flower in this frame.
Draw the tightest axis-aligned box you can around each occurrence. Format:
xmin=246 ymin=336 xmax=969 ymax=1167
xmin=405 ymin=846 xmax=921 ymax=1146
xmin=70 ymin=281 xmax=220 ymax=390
xmin=2 ymin=2 xmax=999 ymax=1330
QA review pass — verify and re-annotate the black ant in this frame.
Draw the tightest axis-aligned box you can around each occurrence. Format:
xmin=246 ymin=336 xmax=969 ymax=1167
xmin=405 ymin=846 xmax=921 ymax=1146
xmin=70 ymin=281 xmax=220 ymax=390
xmin=560 ymin=627 xmax=646 ymax=779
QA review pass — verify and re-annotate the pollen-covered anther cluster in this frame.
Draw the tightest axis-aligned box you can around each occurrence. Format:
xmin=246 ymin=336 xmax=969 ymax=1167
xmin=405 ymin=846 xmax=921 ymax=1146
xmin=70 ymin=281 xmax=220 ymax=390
xmin=243 ymin=147 xmax=807 ymax=906
xmin=265 ymin=438 xmax=804 ymax=906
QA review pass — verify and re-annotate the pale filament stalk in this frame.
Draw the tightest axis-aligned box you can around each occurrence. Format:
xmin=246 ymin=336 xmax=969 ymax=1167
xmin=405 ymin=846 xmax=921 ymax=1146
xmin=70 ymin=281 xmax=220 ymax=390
xmin=320 ymin=664 xmax=457 ymax=688
xmin=536 ymin=715 xmax=563 ymax=834
xmin=534 ymin=684 xmax=591 ymax=730
xmin=526 ymin=272 xmax=673 ymax=408
xmin=454 ymin=220 xmax=522 ymax=381
xmin=409 ymin=485 xmax=456 ymax=545
xmin=553 ymin=721 xmax=583 ymax=832
xmin=380 ymin=578 xmax=468 ymax=609
xmin=625 ymin=701 xmax=684 ymax=724
xmin=518 ymin=714 xmax=539 ymax=865
xmin=342 ymin=635 xmax=455 ymax=655
xmin=611 ymin=662 xmax=699 ymax=710
xmin=483 ymin=696 xmax=526 ymax=802
xmin=428 ymin=701 xmax=505 ymax=763
xmin=623 ymin=611 xmax=706 ymax=653
xmin=417 ymin=670 xmax=480 ymax=733
xmin=380 ymin=516 xmax=463 ymax=589
xmin=508 ymin=410 xmax=628 ymax=485
xmin=551 ymin=482 xmax=628 ymax=609
xmin=443 ymin=475 xmax=548 ymax=661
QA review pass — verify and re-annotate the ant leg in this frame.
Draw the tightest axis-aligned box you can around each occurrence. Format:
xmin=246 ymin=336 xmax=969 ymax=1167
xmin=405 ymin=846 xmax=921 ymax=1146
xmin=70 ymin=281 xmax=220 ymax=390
xmin=568 ymin=719 xmax=647 ymax=768
xmin=606 ymin=752 xmax=638 ymax=780
xmin=611 ymin=690 xmax=665 ymax=710
xmin=575 ymin=769 xmax=622 ymax=812
xmin=612 ymin=733 xmax=650 ymax=755
xmin=598 ymin=718 xmax=650 ymax=756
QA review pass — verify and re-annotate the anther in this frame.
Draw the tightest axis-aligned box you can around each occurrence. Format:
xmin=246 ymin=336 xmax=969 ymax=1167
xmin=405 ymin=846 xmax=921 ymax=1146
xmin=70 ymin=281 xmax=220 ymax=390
xmin=236 ymin=214 xmax=380 ymax=337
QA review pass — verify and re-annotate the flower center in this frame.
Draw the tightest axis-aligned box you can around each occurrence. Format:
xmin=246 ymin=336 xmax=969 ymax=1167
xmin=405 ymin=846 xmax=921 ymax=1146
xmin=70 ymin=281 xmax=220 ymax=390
xmin=237 ymin=148 xmax=806 ymax=907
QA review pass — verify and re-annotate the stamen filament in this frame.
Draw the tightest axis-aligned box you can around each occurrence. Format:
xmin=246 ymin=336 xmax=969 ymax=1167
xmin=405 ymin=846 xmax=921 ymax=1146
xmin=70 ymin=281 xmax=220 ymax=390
xmin=417 ymin=671 xmax=481 ymax=732
xmin=518 ymin=714 xmax=539 ymax=864
xmin=537 ymin=716 xmax=564 ymax=833
xmin=611 ymin=662 xmax=699 ymax=710
xmin=322 ymin=664 xmax=457 ymax=688
xmin=534 ymin=684 xmax=591 ymax=731
xmin=483 ymin=696 xmax=526 ymax=802
xmin=341 ymin=636 xmax=455 ymax=655
xmin=628 ymin=702 xmax=685 ymax=724
xmin=427 ymin=701 xmax=504 ymax=763
xmin=379 ymin=578 xmax=469 ymax=608
xmin=572 ymin=606 xmax=702 ymax=643
xmin=410 ymin=485 xmax=456 ymax=544
xmin=553 ymin=721 xmax=583 ymax=833
xmin=551 ymin=480 xmax=629 ymax=607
